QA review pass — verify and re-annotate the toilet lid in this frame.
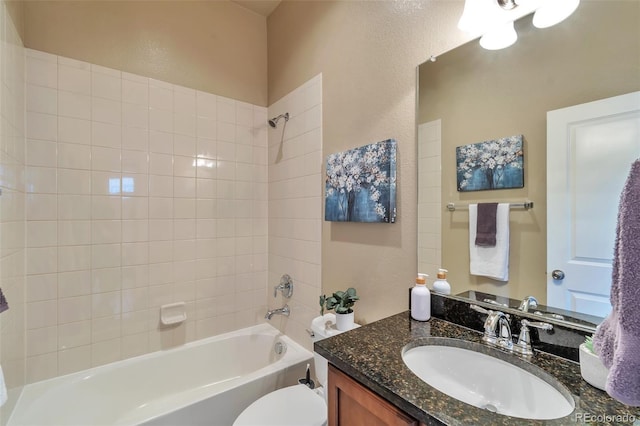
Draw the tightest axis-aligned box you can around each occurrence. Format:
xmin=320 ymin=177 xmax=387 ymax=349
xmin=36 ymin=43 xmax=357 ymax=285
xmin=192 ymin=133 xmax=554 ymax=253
xmin=233 ymin=384 xmax=327 ymax=426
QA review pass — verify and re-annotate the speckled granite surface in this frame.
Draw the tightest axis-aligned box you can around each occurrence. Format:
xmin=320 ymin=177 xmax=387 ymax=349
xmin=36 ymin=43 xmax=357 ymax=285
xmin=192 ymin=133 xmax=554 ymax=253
xmin=314 ymin=312 xmax=640 ymax=425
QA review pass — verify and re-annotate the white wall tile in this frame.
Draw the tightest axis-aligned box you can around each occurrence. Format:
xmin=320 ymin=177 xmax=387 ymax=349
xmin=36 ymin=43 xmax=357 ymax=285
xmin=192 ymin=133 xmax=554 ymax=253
xmin=27 ymin=84 xmax=57 ymax=115
xmin=92 ymin=71 xmax=121 ymax=101
xmin=150 ymin=108 xmax=173 ymax=133
xmin=149 ymin=85 xmax=173 ymax=111
xmin=123 ymin=127 xmax=149 ymax=152
xmin=58 ymin=321 xmax=91 ymax=350
xmin=58 ymin=345 xmax=92 ymax=375
xmin=123 ymin=103 xmax=148 ymax=129
xmin=92 ymin=97 xmax=121 ymax=125
xmin=24 ymin=50 xmax=272 ymax=383
xmin=26 ymin=56 xmax=57 ymax=88
xmin=58 ymin=91 xmax=91 ymax=120
xmin=26 ymin=273 xmax=58 ymax=303
xmin=58 ymin=296 xmax=92 ymax=324
xmin=58 ymin=117 xmax=91 ymax=145
xmin=58 ymin=195 xmax=91 ymax=220
xmin=58 ymin=143 xmax=91 ymax=170
xmin=27 ymin=112 xmax=57 ymax=141
xmin=58 ymin=221 xmax=91 ymax=246
xmin=58 ymin=245 xmax=91 ymax=272
xmin=92 ymin=122 xmax=121 ymax=149
xmin=27 ymin=139 xmax=57 ymax=167
xmin=26 ymin=166 xmax=57 ymax=194
xmin=27 ymin=221 xmax=57 ymax=248
xmin=123 ymin=79 xmax=149 ymax=106
xmin=58 ymin=169 xmax=91 ymax=195
xmin=92 ymin=146 xmax=121 ymax=172
xmin=58 ymin=64 xmax=91 ymax=95
xmin=148 ymin=130 xmax=172 ymax=154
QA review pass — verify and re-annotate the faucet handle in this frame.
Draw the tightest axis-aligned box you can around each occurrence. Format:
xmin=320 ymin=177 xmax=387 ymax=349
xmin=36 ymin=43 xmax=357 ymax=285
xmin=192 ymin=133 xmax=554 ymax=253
xmin=513 ymin=319 xmax=553 ymax=356
xmin=273 ymin=274 xmax=294 ymax=298
xmin=470 ymin=304 xmax=490 ymax=315
xmin=521 ymin=319 xmax=553 ymax=331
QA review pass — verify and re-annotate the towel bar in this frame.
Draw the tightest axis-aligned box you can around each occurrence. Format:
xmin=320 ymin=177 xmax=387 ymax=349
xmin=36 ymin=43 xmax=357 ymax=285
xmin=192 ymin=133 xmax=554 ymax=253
xmin=446 ymin=201 xmax=534 ymax=212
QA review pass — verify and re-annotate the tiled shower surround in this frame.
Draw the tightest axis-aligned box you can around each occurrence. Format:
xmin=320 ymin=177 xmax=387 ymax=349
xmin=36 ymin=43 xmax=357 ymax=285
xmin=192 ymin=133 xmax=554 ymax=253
xmin=24 ymin=49 xmax=273 ymax=382
xmin=0 ymin=0 xmax=26 ymax=411
xmin=267 ymin=75 xmax=322 ymax=350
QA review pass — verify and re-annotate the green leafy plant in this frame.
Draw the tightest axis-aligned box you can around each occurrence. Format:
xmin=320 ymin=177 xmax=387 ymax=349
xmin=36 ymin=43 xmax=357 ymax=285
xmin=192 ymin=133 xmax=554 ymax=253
xmin=584 ymin=335 xmax=595 ymax=354
xmin=320 ymin=288 xmax=359 ymax=315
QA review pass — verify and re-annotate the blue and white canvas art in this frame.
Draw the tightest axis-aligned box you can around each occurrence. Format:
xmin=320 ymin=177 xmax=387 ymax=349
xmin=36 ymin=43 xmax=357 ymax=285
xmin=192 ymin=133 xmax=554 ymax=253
xmin=325 ymin=139 xmax=397 ymax=223
xmin=456 ymin=135 xmax=524 ymax=192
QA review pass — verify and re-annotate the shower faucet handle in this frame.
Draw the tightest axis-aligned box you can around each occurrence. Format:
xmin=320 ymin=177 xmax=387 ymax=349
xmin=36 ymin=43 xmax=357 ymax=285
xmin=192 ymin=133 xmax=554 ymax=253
xmin=273 ymin=274 xmax=294 ymax=298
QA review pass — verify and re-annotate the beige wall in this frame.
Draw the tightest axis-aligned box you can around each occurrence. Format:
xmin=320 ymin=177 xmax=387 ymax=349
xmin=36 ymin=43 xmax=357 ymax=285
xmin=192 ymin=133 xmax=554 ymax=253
xmin=268 ymin=1 xmax=471 ymax=324
xmin=418 ymin=2 xmax=640 ymax=304
xmin=23 ymin=1 xmax=268 ymax=106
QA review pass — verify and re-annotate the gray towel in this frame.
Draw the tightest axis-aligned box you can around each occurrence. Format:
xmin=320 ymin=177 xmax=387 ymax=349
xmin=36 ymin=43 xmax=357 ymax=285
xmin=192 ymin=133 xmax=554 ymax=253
xmin=0 ymin=288 xmax=7 ymax=314
xmin=593 ymin=159 xmax=640 ymax=406
xmin=475 ymin=203 xmax=498 ymax=247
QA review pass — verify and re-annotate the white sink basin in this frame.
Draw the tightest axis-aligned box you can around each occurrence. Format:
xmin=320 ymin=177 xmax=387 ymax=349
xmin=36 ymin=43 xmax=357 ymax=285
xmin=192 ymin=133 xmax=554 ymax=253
xmin=402 ymin=340 xmax=575 ymax=420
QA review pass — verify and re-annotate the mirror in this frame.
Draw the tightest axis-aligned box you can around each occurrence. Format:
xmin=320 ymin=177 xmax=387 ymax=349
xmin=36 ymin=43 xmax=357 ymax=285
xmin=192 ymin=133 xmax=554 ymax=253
xmin=417 ymin=1 xmax=640 ymax=327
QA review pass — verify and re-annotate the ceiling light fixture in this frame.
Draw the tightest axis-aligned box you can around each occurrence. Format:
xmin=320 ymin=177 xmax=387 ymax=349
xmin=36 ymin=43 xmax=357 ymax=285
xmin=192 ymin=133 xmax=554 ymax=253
xmin=458 ymin=0 xmax=581 ymax=50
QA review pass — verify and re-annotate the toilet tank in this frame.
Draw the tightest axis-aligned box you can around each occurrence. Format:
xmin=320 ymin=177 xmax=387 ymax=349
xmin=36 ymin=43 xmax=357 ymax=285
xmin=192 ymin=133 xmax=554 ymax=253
xmin=310 ymin=314 xmax=360 ymax=387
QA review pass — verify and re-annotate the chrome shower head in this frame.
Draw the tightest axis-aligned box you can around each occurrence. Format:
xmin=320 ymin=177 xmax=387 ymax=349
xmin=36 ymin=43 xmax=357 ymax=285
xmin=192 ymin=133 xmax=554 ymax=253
xmin=268 ymin=112 xmax=289 ymax=128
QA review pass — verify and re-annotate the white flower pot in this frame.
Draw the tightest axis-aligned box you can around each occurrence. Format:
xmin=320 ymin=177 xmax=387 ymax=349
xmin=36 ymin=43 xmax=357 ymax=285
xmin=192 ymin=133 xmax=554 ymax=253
xmin=335 ymin=312 xmax=355 ymax=331
xmin=579 ymin=343 xmax=609 ymax=391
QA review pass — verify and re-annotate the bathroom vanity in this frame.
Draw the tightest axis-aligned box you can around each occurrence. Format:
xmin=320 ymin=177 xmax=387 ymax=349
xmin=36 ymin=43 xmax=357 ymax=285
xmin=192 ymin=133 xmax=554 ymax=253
xmin=315 ymin=296 xmax=640 ymax=425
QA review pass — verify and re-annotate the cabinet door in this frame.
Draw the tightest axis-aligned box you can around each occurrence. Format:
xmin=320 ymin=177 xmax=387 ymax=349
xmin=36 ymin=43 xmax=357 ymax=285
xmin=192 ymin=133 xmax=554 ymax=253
xmin=328 ymin=364 xmax=420 ymax=426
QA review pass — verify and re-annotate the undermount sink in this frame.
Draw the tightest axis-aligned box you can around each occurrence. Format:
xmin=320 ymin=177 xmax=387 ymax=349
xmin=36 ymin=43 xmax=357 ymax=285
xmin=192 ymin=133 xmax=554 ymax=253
xmin=402 ymin=338 xmax=575 ymax=420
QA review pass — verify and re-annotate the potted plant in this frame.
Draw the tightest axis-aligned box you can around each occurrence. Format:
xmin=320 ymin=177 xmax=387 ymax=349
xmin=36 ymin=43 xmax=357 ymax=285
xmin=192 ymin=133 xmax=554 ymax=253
xmin=319 ymin=288 xmax=359 ymax=331
xmin=579 ymin=335 xmax=609 ymax=391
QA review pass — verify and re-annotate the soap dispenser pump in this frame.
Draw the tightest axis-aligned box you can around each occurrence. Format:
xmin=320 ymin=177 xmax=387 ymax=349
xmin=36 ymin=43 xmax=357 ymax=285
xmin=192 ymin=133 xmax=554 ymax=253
xmin=411 ymin=273 xmax=430 ymax=321
xmin=433 ymin=269 xmax=451 ymax=295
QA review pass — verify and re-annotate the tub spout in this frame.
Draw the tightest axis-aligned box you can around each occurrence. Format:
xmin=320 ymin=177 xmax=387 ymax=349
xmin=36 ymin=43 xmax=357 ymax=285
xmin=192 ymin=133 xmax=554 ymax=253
xmin=265 ymin=304 xmax=290 ymax=320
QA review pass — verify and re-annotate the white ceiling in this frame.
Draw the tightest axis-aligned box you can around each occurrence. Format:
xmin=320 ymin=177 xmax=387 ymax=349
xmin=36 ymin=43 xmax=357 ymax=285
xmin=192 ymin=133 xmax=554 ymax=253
xmin=231 ymin=0 xmax=281 ymax=17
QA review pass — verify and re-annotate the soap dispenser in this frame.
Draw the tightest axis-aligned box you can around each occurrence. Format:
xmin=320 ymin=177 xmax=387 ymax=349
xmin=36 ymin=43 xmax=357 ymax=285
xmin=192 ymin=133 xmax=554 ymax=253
xmin=433 ymin=268 xmax=451 ymax=295
xmin=411 ymin=273 xmax=430 ymax=321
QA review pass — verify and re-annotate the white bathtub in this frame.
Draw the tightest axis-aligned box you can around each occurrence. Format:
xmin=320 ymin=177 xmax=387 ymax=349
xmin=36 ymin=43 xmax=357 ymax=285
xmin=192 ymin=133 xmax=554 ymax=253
xmin=9 ymin=323 xmax=312 ymax=426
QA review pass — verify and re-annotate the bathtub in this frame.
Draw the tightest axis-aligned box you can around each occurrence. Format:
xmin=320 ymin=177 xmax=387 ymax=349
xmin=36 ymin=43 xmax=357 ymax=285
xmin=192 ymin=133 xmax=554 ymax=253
xmin=9 ymin=323 xmax=312 ymax=426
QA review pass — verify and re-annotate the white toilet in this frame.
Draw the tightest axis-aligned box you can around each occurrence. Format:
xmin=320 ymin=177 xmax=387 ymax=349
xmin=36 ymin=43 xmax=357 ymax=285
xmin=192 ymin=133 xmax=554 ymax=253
xmin=233 ymin=314 xmax=359 ymax=426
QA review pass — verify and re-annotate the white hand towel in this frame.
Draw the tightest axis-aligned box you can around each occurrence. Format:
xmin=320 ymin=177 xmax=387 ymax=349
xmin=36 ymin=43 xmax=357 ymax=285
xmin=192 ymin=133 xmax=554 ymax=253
xmin=469 ymin=203 xmax=510 ymax=281
xmin=0 ymin=365 xmax=7 ymax=407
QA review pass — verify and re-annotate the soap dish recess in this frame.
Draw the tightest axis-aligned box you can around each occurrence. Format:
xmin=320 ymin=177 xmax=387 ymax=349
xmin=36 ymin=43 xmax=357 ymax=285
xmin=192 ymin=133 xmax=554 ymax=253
xmin=160 ymin=302 xmax=187 ymax=325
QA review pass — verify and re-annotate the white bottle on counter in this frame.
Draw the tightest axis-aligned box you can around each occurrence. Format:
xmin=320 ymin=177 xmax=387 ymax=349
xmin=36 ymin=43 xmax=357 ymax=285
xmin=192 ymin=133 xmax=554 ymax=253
xmin=433 ymin=268 xmax=451 ymax=295
xmin=411 ymin=273 xmax=431 ymax=321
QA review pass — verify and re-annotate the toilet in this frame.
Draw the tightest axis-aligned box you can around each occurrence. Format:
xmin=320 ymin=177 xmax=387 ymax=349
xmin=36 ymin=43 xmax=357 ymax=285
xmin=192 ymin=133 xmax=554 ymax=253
xmin=233 ymin=313 xmax=359 ymax=426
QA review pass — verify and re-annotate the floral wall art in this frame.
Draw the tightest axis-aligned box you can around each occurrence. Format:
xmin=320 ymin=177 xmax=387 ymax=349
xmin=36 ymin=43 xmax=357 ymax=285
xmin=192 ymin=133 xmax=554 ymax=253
xmin=325 ymin=139 xmax=397 ymax=223
xmin=456 ymin=134 xmax=524 ymax=192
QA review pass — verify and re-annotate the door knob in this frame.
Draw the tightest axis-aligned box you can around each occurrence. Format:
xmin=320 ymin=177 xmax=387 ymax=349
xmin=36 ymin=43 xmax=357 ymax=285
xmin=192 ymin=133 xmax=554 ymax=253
xmin=551 ymin=270 xmax=565 ymax=280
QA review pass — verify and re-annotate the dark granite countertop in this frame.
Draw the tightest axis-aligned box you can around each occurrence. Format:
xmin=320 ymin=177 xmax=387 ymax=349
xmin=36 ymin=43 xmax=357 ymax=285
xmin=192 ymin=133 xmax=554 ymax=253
xmin=314 ymin=312 xmax=640 ymax=425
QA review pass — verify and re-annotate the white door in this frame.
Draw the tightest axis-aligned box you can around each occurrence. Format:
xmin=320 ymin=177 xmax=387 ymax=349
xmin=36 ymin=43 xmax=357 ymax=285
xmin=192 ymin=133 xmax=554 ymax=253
xmin=547 ymin=91 xmax=640 ymax=318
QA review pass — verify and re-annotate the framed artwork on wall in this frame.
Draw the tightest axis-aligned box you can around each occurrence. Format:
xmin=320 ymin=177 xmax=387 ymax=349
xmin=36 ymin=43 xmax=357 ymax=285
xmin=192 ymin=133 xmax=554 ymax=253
xmin=325 ymin=139 xmax=397 ymax=223
xmin=456 ymin=134 xmax=524 ymax=192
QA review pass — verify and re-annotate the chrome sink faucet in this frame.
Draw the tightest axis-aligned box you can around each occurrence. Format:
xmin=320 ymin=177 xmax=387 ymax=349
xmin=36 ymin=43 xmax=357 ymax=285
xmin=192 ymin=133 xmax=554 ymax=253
xmin=518 ymin=296 xmax=538 ymax=312
xmin=471 ymin=305 xmax=553 ymax=357
xmin=265 ymin=304 xmax=290 ymax=320
xmin=471 ymin=305 xmax=512 ymax=350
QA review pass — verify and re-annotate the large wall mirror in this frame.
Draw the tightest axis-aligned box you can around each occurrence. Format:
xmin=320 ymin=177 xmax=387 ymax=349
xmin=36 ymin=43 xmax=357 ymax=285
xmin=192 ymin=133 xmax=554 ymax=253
xmin=417 ymin=1 xmax=640 ymax=326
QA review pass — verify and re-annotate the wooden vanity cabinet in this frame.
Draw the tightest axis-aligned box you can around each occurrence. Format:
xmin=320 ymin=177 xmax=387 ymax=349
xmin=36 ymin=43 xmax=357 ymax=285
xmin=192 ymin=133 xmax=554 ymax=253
xmin=328 ymin=364 xmax=424 ymax=426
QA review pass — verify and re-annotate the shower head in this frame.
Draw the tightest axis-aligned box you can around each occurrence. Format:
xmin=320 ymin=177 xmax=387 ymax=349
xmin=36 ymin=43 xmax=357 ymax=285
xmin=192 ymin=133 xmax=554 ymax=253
xmin=268 ymin=113 xmax=289 ymax=128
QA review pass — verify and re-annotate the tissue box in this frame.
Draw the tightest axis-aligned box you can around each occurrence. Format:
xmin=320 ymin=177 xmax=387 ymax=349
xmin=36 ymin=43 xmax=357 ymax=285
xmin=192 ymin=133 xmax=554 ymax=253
xmin=579 ymin=343 xmax=609 ymax=391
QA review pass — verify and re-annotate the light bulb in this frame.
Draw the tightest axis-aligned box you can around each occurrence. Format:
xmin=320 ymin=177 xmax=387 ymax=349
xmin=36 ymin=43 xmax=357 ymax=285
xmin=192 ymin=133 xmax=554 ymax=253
xmin=479 ymin=21 xmax=518 ymax=50
xmin=533 ymin=0 xmax=580 ymax=28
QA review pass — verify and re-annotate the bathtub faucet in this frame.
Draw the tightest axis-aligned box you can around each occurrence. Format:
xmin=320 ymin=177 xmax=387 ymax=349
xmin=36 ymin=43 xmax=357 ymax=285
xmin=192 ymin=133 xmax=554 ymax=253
xmin=265 ymin=304 xmax=290 ymax=320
